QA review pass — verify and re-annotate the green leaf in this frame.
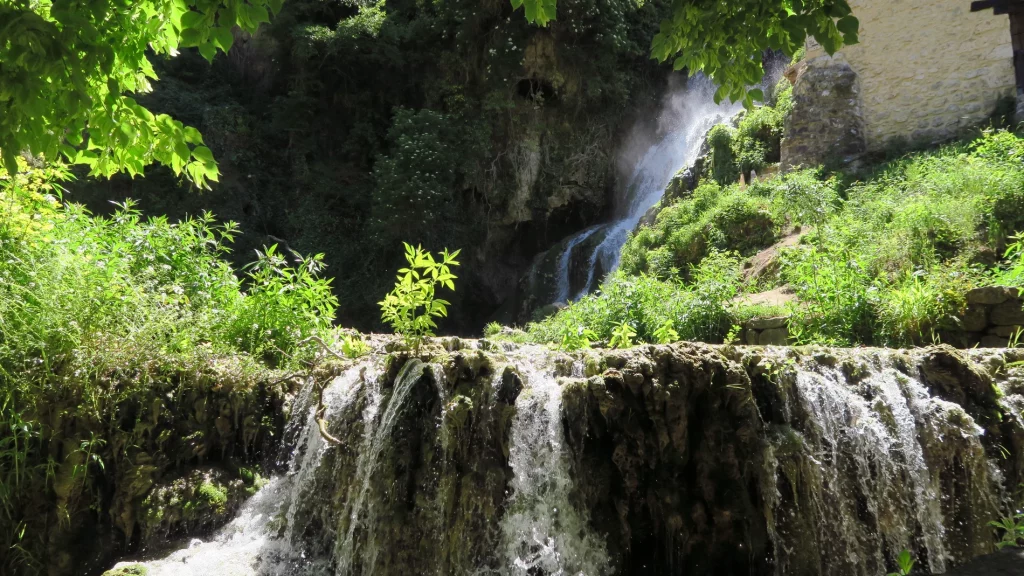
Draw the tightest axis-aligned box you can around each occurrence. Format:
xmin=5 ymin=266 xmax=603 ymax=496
xmin=183 ymin=126 xmax=204 ymax=145
xmin=180 ymin=10 xmax=205 ymax=31
xmin=198 ymin=41 xmax=217 ymax=62
xmin=210 ymin=26 xmax=233 ymax=52
xmin=747 ymin=88 xmax=764 ymax=103
xmin=836 ymin=15 xmax=859 ymax=36
xmin=191 ymin=145 xmax=215 ymax=164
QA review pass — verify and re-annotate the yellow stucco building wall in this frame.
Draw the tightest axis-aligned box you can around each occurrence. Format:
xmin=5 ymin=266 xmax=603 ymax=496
xmin=804 ymin=0 xmax=1016 ymax=150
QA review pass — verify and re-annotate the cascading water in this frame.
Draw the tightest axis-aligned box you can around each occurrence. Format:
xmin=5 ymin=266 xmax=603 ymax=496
xmin=761 ymin=349 xmax=1004 ymax=576
xmin=498 ymin=350 xmax=611 ymax=576
xmin=104 ymin=344 xmax=1021 ymax=576
xmin=524 ymin=76 xmax=742 ymax=309
xmin=105 ymin=365 xmax=373 ymax=576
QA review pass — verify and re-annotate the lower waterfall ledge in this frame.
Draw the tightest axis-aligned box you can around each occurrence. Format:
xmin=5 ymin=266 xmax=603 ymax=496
xmin=100 ymin=341 xmax=1024 ymax=576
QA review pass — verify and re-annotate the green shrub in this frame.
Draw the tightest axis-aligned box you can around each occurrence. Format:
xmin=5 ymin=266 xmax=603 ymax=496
xmin=780 ymin=246 xmax=875 ymax=346
xmin=378 ymin=243 xmax=460 ymax=348
xmin=732 ymin=103 xmax=786 ymax=175
xmin=528 ymin=251 xmax=742 ymax=345
xmin=747 ymin=168 xmax=840 ymax=227
xmin=874 ymin=265 xmax=975 ymax=347
xmin=705 ymin=124 xmax=738 ymax=185
xmin=620 ymin=182 xmax=774 ymax=279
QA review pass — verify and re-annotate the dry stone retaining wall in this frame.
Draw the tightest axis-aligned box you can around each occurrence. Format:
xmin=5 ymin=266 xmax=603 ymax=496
xmin=739 ymin=286 xmax=1024 ymax=347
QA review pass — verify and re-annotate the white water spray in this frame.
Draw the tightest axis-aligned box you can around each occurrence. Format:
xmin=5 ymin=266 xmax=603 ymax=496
xmin=498 ymin=349 xmax=611 ymax=576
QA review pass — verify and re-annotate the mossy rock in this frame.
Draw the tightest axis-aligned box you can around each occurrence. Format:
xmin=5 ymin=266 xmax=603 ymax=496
xmin=138 ymin=466 xmax=254 ymax=546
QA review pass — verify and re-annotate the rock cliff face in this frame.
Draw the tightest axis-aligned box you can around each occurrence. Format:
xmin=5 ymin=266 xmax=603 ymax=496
xmin=104 ymin=340 xmax=1024 ymax=576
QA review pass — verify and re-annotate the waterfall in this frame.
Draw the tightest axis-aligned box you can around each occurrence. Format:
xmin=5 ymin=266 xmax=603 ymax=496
xmin=762 ymin=349 xmax=1003 ymax=576
xmin=335 ymin=359 xmax=439 ymax=575
xmin=104 ymin=345 xmax=1018 ymax=576
xmin=105 ymin=365 xmax=372 ymax=576
xmin=498 ymin=350 xmax=611 ymax=576
xmin=527 ymin=76 xmax=741 ymax=308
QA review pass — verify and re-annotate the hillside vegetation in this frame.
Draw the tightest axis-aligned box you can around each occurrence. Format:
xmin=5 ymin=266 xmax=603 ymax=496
xmin=0 ymin=162 xmax=341 ymax=573
xmin=519 ymin=129 xmax=1024 ymax=348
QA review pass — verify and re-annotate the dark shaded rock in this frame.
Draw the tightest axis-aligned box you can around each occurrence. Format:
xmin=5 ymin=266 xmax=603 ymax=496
xmin=962 ymin=304 xmax=989 ymax=332
xmin=989 ymin=325 xmax=1024 ymax=338
xmin=943 ymin=547 xmax=1024 ymax=575
xmin=919 ymin=345 xmax=1001 ymax=426
xmin=966 ymin=286 xmax=1016 ymax=305
xmin=982 ymin=335 xmax=1012 ymax=348
xmin=992 ymin=299 xmax=1024 ymax=326
xmin=496 ymin=365 xmax=523 ymax=405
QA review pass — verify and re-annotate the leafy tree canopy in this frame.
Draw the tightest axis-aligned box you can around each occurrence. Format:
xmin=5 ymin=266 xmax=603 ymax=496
xmin=514 ymin=0 xmax=859 ymax=107
xmin=1 ymin=0 xmax=856 ymax=185
xmin=0 ymin=0 xmax=284 ymax=187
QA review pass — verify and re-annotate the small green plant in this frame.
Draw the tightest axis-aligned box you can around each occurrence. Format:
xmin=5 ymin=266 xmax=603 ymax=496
xmin=887 ymin=548 xmax=916 ymax=576
xmin=340 ymin=333 xmax=371 ymax=358
xmin=484 ymin=321 xmax=504 ymax=338
xmin=555 ymin=323 xmax=598 ymax=352
xmin=724 ymin=324 xmax=742 ymax=345
xmin=998 ymin=233 xmax=1024 ymax=287
xmin=609 ymin=322 xmax=637 ymax=349
xmin=990 ymin=486 xmax=1024 ymax=549
xmin=990 ymin=513 xmax=1024 ymax=549
xmin=653 ymin=320 xmax=679 ymax=344
xmin=379 ymin=243 xmax=461 ymax=348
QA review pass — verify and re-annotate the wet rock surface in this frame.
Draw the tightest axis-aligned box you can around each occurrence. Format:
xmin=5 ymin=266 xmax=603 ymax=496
xmin=99 ymin=341 xmax=1024 ymax=576
xmin=943 ymin=548 xmax=1024 ymax=575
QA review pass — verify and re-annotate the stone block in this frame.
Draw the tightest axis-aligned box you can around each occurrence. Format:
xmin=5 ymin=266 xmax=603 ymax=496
xmin=988 ymin=325 xmax=1024 ymax=338
xmin=991 ymin=300 xmax=1024 ymax=326
xmin=961 ymin=304 xmax=988 ymax=332
xmin=966 ymin=286 xmax=1015 ymax=305
xmin=747 ymin=316 xmax=789 ymax=330
xmin=745 ymin=329 xmax=759 ymax=346
xmin=759 ymin=328 xmax=789 ymax=346
xmin=980 ymin=335 xmax=1010 ymax=348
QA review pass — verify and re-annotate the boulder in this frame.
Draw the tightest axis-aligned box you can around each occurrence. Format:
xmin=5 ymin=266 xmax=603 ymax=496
xmin=961 ymin=304 xmax=989 ymax=332
xmin=988 ymin=324 xmax=1024 ymax=338
xmin=981 ymin=335 xmax=1011 ymax=348
xmin=759 ymin=327 xmax=789 ymax=346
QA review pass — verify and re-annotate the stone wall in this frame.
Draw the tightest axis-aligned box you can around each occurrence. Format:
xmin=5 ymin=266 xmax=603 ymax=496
xmin=801 ymin=0 xmax=1015 ymax=152
xmin=780 ymin=58 xmax=867 ymax=170
xmin=739 ymin=286 xmax=1024 ymax=348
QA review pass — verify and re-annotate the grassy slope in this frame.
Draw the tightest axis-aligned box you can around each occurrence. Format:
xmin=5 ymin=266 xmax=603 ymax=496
xmin=520 ymin=129 xmax=1024 ymax=348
